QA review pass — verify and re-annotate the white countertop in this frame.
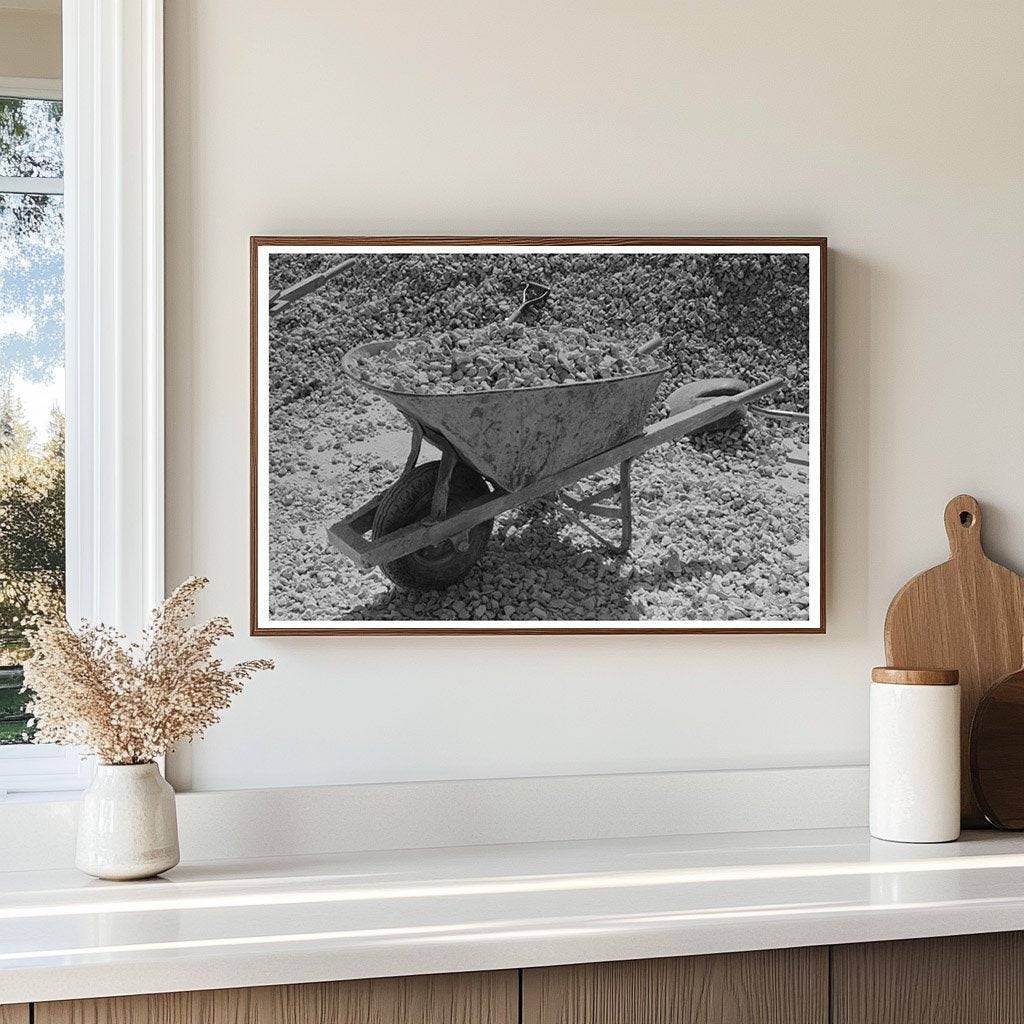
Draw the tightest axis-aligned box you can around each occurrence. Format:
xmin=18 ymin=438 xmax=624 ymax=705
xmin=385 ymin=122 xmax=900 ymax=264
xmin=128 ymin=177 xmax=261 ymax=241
xmin=4 ymin=826 xmax=1024 ymax=1004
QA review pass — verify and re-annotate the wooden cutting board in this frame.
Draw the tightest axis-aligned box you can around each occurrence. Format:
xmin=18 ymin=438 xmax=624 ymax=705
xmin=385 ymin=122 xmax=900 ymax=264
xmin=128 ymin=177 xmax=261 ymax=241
xmin=884 ymin=494 xmax=1024 ymax=826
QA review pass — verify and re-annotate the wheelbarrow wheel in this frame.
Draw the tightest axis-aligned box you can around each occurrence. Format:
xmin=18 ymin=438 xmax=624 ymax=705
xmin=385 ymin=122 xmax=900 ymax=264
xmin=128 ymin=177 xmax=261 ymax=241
xmin=372 ymin=460 xmax=493 ymax=591
xmin=664 ymin=377 xmax=749 ymax=435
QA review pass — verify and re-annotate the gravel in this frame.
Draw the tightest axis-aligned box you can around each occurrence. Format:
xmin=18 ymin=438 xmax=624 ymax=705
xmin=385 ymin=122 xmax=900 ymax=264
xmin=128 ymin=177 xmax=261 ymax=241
xmin=351 ymin=322 xmax=662 ymax=393
xmin=266 ymin=252 xmax=812 ymax=623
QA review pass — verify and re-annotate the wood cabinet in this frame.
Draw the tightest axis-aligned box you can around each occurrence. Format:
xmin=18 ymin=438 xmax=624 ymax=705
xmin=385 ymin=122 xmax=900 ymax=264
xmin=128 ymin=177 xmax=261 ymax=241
xmin=832 ymin=932 xmax=1024 ymax=1024
xmin=22 ymin=931 xmax=1024 ymax=1024
xmin=522 ymin=947 xmax=828 ymax=1024
xmin=34 ymin=971 xmax=517 ymax=1024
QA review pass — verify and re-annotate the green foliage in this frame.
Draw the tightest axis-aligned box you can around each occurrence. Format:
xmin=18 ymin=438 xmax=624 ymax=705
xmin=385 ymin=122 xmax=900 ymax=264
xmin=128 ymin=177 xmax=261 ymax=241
xmin=0 ymin=395 xmax=65 ymax=743
xmin=0 ymin=667 xmax=30 ymax=743
xmin=0 ymin=409 xmax=64 ymax=575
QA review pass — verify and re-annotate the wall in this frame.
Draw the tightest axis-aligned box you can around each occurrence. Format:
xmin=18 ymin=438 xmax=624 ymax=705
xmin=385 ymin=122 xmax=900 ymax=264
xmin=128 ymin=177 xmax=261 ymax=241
xmin=0 ymin=4 xmax=61 ymax=81
xmin=164 ymin=1 xmax=1024 ymax=792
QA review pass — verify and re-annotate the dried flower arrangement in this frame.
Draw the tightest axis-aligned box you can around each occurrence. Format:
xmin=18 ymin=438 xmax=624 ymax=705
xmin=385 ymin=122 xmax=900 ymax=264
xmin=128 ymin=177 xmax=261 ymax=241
xmin=23 ymin=577 xmax=273 ymax=765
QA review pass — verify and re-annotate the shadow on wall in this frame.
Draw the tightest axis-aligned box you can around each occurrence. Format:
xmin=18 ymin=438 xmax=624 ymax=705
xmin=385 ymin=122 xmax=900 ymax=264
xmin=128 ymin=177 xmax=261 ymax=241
xmin=827 ymin=249 xmax=872 ymax=635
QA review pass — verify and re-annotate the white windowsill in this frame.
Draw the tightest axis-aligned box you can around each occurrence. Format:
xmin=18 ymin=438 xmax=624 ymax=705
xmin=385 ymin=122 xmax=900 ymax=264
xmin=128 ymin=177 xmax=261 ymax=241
xmin=0 ymin=765 xmax=869 ymax=867
xmin=0 ymin=744 xmax=94 ymax=798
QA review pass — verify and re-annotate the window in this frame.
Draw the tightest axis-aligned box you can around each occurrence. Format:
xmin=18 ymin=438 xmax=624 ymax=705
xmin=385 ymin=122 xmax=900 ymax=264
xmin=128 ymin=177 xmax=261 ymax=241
xmin=0 ymin=80 xmax=83 ymax=796
xmin=0 ymin=4 xmax=166 ymax=798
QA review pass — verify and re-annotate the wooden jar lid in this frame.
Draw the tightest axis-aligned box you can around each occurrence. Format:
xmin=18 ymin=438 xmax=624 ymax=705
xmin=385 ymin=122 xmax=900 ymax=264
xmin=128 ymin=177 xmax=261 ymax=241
xmin=871 ymin=667 xmax=960 ymax=686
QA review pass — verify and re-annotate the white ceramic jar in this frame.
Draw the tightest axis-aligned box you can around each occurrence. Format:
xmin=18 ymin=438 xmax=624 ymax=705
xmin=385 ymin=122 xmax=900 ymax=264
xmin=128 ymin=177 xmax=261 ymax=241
xmin=869 ymin=667 xmax=961 ymax=843
xmin=76 ymin=762 xmax=180 ymax=880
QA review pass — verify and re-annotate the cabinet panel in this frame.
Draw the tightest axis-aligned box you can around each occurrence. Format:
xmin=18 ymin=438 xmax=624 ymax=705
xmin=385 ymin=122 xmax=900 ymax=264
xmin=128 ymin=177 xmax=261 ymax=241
xmin=522 ymin=948 xmax=828 ymax=1024
xmin=832 ymin=932 xmax=1024 ymax=1024
xmin=35 ymin=970 xmax=517 ymax=1024
xmin=0 ymin=1006 xmax=29 ymax=1024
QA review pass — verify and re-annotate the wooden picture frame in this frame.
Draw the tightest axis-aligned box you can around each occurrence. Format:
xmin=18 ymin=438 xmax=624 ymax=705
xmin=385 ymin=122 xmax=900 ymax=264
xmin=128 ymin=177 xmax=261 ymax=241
xmin=250 ymin=237 xmax=827 ymax=635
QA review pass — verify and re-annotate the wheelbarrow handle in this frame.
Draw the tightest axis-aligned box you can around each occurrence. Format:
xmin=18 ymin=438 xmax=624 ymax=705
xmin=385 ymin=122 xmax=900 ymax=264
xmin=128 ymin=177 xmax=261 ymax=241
xmin=736 ymin=376 xmax=786 ymax=405
xmin=505 ymin=280 xmax=551 ymax=324
xmin=636 ymin=330 xmax=685 ymax=357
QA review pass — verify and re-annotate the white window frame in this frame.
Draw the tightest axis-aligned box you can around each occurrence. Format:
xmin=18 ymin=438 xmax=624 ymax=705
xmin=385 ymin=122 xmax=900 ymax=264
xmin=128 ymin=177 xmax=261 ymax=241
xmin=0 ymin=1 xmax=165 ymax=798
xmin=0 ymin=77 xmax=61 ymax=101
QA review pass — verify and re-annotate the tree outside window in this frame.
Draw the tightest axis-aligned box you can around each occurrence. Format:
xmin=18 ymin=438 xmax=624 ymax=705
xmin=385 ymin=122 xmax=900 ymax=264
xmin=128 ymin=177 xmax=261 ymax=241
xmin=0 ymin=94 xmax=65 ymax=744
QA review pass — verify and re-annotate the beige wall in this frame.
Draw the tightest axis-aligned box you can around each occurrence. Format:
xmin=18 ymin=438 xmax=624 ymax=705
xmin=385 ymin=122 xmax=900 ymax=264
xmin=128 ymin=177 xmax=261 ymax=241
xmin=164 ymin=1 xmax=1024 ymax=791
xmin=0 ymin=7 xmax=60 ymax=81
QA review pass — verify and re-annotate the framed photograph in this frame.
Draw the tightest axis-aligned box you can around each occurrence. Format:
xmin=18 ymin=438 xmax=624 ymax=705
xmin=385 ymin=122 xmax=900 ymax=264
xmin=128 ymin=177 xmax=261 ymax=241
xmin=251 ymin=237 xmax=826 ymax=635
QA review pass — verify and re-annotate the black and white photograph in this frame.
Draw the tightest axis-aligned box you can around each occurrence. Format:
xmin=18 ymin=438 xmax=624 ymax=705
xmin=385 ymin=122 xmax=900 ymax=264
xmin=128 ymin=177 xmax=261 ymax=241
xmin=251 ymin=239 xmax=824 ymax=633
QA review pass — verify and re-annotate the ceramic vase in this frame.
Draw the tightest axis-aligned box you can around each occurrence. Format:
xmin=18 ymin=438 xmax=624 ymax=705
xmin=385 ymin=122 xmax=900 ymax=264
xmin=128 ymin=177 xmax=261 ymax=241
xmin=76 ymin=762 xmax=180 ymax=880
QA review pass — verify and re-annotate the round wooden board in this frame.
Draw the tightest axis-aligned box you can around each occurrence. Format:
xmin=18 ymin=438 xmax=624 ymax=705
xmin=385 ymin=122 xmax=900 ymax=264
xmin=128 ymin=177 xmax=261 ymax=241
xmin=970 ymin=663 xmax=1024 ymax=829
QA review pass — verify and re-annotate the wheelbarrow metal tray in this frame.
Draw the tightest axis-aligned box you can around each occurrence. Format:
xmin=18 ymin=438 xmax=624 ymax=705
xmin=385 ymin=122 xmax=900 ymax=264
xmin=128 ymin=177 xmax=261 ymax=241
xmin=342 ymin=341 xmax=669 ymax=491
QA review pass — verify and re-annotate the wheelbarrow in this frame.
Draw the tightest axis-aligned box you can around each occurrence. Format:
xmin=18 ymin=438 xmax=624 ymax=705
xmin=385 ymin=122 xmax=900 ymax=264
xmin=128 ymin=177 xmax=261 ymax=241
xmin=327 ymin=285 xmax=784 ymax=590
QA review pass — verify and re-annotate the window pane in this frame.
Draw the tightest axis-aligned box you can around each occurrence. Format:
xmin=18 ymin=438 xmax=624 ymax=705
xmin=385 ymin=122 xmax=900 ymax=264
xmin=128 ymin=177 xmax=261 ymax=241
xmin=0 ymin=187 xmax=65 ymax=744
xmin=0 ymin=98 xmax=63 ymax=179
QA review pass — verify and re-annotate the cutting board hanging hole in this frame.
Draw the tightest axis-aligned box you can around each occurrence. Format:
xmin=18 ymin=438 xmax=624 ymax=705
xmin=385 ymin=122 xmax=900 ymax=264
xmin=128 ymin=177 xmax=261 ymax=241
xmin=944 ymin=494 xmax=983 ymax=557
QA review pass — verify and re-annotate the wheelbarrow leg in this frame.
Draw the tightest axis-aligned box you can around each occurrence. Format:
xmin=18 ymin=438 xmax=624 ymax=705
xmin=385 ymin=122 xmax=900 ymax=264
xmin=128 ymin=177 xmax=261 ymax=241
xmin=401 ymin=419 xmax=423 ymax=477
xmin=430 ymin=448 xmax=457 ymax=521
xmin=617 ymin=458 xmax=633 ymax=554
xmin=427 ymin=447 xmax=476 ymax=553
xmin=557 ymin=459 xmax=634 ymax=555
